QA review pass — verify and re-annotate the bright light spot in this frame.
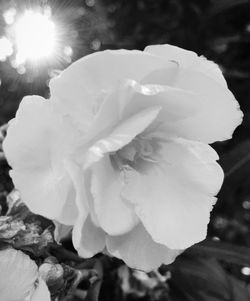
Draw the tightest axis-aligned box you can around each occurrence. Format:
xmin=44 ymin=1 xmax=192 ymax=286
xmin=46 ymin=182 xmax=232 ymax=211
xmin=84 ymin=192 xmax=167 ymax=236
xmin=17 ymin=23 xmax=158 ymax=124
xmin=91 ymin=39 xmax=101 ymax=51
xmin=64 ymin=46 xmax=73 ymax=57
xmin=243 ymin=200 xmax=250 ymax=209
xmin=86 ymin=0 xmax=95 ymax=7
xmin=0 ymin=36 xmax=13 ymax=61
xmin=241 ymin=267 xmax=250 ymax=276
xmin=63 ymin=46 xmax=73 ymax=63
xmin=3 ymin=8 xmax=16 ymax=25
xmin=14 ymin=10 xmax=56 ymax=64
xmin=10 ymin=59 xmax=18 ymax=69
xmin=17 ymin=65 xmax=26 ymax=75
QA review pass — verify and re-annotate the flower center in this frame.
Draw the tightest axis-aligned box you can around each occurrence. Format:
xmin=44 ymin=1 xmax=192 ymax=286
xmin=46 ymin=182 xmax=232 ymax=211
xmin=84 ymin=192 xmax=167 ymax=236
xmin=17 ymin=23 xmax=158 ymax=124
xmin=110 ymin=134 xmax=159 ymax=171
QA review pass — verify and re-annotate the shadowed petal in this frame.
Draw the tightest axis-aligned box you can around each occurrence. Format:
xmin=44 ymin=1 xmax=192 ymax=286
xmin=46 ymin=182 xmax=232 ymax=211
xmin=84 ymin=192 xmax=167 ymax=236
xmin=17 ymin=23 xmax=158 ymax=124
xmin=85 ymin=106 xmax=161 ymax=168
xmin=64 ymin=160 xmax=90 ymax=256
xmin=3 ymin=96 xmax=78 ymax=224
xmin=106 ymin=223 xmax=182 ymax=272
xmin=53 ymin=221 xmax=72 ymax=243
xmin=0 ymin=249 xmax=38 ymax=300
xmin=91 ymin=155 xmax=139 ymax=236
xmin=30 ymin=278 xmax=51 ymax=301
xmin=77 ymin=215 xmax=106 ymax=258
xmin=86 ymin=79 xmax=198 ymax=143
xmin=122 ymin=138 xmax=224 ymax=250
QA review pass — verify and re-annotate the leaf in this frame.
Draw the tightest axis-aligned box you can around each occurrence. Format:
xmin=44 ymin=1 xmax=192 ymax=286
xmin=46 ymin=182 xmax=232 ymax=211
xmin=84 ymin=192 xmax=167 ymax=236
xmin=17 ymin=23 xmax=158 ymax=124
xmin=186 ymin=240 xmax=250 ymax=267
xmin=229 ymin=275 xmax=250 ymax=301
xmin=220 ymin=140 xmax=250 ymax=181
xmin=169 ymin=255 xmax=250 ymax=301
xmin=218 ymin=140 xmax=250 ymax=210
xmin=209 ymin=0 xmax=250 ymax=15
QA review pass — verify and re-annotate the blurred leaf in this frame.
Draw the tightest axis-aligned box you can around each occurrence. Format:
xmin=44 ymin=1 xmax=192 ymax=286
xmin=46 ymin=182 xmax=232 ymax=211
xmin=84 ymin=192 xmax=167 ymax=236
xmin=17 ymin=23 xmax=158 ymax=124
xmin=217 ymin=140 xmax=250 ymax=212
xmin=169 ymin=255 xmax=250 ymax=301
xmin=186 ymin=240 xmax=250 ymax=267
xmin=230 ymin=275 xmax=250 ymax=301
xmin=210 ymin=0 xmax=250 ymax=14
xmin=221 ymin=140 xmax=250 ymax=180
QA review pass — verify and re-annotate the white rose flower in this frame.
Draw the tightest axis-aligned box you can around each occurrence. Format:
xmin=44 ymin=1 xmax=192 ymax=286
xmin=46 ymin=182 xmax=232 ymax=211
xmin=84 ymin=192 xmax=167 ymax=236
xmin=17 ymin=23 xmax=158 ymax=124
xmin=0 ymin=248 xmax=50 ymax=301
xmin=3 ymin=44 xmax=243 ymax=271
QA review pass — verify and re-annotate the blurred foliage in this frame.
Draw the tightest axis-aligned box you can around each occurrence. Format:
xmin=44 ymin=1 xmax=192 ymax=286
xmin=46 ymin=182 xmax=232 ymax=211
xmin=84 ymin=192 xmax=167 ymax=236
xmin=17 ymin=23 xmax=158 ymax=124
xmin=1 ymin=0 xmax=250 ymax=300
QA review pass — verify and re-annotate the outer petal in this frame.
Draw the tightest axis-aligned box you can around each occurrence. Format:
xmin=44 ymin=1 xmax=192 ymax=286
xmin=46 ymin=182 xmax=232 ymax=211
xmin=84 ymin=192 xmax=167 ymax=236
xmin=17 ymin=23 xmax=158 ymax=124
xmin=0 ymin=249 xmax=38 ymax=300
xmin=53 ymin=221 xmax=72 ymax=243
xmin=10 ymin=169 xmax=77 ymax=225
xmin=3 ymin=96 xmax=78 ymax=224
xmin=122 ymin=138 xmax=224 ymax=250
xmin=91 ymin=155 xmax=139 ymax=236
xmin=144 ymin=45 xmax=243 ymax=143
xmin=144 ymin=44 xmax=227 ymax=87
xmin=141 ymin=72 xmax=242 ymax=143
xmin=30 ymin=278 xmax=51 ymax=301
xmin=142 ymin=69 xmax=242 ymax=143
xmin=106 ymin=223 xmax=181 ymax=272
xmin=172 ymin=69 xmax=243 ymax=143
xmin=76 ymin=215 xmax=106 ymax=258
xmin=64 ymin=160 xmax=90 ymax=256
xmin=49 ymin=50 xmax=177 ymax=129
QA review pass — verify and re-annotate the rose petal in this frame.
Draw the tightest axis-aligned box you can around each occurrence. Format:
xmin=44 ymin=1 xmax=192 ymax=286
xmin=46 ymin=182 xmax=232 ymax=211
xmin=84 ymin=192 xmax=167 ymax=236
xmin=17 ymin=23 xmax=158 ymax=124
xmin=112 ymin=80 xmax=240 ymax=145
xmin=171 ymin=69 xmax=243 ymax=143
xmin=86 ymin=79 xmax=199 ymax=143
xmin=120 ymin=80 xmax=201 ymax=123
xmin=3 ymin=96 xmax=78 ymax=224
xmin=106 ymin=223 xmax=182 ymax=272
xmin=0 ymin=249 xmax=38 ymax=300
xmin=91 ymin=155 xmax=139 ymax=236
xmin=85 ymin=106 xmax=162 ymax=168
xmin=144 ymin=44 xmax=227 ymax=87
xmin=89 ymin=78 xmax=239 ymax=147
xmin=122 ymin=138 xmax=224 ymax=250
xmin=144 ymin=45 xmax=243 ymax=143
xmin=76 ymin=215 xmax=106 ymax=258
xmin=145 ymin=44 xmax=197 ymax=67
xmin=142 ymin=68 xmax=243 ymax=143
xmin=53 ymin=221 xmax=72 ymax=243
xmin=49 ymin=50 xmax=177 ymax=129
xmin=64 ymin=160 xmax=90 ymax=255
xmin=140 ymin=66 xmax=242 ymax=143
xmin=30 ymin=278 xmax=51 ymax=301
xmin=10 ymin=169 xmax=77 ymax=224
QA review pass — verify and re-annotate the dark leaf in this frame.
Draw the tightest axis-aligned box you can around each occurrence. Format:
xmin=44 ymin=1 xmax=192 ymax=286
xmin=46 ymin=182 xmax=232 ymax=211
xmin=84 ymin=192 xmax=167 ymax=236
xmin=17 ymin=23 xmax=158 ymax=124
xmin=186 ymin=240 xmax=250 ymax=267
xmin=169 ymin=255 xmax=250 ymax=301
xmin=209 ymin=0 xmax=250 ymax=15
xmin=220 ymin=140 xmax=250 ymax=181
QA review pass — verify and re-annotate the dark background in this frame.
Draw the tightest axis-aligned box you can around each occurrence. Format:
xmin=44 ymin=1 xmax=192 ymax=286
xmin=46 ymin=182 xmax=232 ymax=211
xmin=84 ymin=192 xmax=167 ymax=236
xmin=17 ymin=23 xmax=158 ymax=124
xmin=1 ymin=1 xmax=250 ymax=300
